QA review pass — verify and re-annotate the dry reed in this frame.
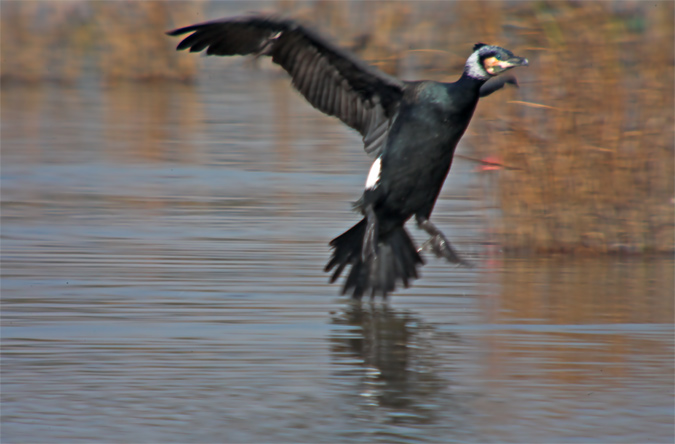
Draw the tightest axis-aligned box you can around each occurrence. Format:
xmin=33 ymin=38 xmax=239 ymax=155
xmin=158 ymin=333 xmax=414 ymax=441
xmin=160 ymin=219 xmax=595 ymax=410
xmin=0 ymin=1 xmax=203 ymax=84
xmin=469 ymin=2 xmax=674 ymax=254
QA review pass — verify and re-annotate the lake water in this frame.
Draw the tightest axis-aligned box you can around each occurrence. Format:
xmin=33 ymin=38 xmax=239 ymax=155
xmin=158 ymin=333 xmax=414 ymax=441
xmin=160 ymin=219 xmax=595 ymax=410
xmin=2 ymin=62 xmax=673 ymax=443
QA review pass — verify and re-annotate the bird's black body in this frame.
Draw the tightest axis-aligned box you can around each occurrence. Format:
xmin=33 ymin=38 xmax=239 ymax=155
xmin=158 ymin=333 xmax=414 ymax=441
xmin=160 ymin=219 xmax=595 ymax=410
xmin=372 ymin=78 xmax=483 ymax=221
xmin=168 ymin=15 xmax=528 ymax=299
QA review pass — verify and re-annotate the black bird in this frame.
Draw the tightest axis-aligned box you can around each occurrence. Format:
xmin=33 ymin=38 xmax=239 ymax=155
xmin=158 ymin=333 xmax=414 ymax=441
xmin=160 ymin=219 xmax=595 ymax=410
xmin=168 ymin=15 xmax=528 ymax=299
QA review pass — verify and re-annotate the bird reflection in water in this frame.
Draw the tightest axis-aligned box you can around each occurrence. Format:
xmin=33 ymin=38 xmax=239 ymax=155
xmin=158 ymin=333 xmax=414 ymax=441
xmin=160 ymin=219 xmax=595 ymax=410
xmin=330 ymin=304 xmax=462 ymax=423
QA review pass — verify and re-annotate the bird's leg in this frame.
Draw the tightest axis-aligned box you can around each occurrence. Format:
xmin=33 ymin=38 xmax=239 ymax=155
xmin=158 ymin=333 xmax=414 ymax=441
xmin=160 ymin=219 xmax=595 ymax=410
xmin=416 ymin=216 xmax=471 ymax=266
xmin=362 ymin=204 xmax=379 ymax=262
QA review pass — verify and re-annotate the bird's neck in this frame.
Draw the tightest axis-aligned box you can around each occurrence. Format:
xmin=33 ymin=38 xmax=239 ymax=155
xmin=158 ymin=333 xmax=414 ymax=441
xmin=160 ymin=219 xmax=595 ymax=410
xmin=456 ymin=71 xmax=488 ymax=93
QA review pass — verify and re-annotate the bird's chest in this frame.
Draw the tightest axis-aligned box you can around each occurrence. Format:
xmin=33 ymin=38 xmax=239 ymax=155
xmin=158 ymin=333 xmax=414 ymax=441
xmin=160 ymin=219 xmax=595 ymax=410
xmin=387 ymin=104 xmax=472 ymax=164
xmin=378 ymin=113 xmax=459 ymax=193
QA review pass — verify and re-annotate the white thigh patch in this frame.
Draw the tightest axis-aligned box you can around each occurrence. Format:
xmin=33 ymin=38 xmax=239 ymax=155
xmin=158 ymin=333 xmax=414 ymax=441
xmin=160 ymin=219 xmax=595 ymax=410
xmin=365 ymin=157 xmax=382 ymax=190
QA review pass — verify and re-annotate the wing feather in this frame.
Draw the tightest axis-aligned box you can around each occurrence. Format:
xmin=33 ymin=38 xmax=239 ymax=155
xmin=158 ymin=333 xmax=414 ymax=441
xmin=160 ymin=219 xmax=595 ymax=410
xmin=168 ymin=15 xmax=404 ymax=158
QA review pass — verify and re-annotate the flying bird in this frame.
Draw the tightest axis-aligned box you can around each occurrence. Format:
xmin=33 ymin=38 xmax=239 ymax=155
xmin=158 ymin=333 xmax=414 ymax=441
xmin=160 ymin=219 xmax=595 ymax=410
xmin=168 ymin=15 xmax=528 ymax=299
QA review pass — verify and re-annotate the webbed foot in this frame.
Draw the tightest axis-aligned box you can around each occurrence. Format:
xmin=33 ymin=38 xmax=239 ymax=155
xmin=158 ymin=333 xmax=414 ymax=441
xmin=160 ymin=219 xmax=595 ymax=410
xmin=416 ymin=217 xmax=472 ymax=267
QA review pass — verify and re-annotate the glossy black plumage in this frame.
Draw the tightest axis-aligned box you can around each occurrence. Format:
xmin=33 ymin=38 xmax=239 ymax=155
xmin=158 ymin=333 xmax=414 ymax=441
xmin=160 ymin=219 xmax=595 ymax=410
xmin=168 ymin=15 xmax=528 ymax=299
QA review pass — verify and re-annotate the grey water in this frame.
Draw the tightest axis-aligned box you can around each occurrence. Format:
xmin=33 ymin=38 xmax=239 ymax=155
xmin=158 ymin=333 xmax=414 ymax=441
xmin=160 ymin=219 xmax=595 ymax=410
xmin=2 ymin=62 xmax=673 ymax=443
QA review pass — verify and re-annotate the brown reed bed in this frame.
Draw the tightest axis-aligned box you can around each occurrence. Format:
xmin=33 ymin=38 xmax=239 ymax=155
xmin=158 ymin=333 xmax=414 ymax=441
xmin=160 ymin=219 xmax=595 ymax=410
xmin=467 ymin=1 xmax=674 ymax=255
xmin=2 ymin=0 xmax=672 ymax=255
xmin=0 ymin=1 xmax=203 ymax=84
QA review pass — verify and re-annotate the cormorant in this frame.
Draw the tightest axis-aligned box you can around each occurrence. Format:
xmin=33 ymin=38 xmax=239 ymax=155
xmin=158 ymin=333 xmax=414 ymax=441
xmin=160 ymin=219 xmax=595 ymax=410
xmin=168 ymin=15 xmax=528 ymax=299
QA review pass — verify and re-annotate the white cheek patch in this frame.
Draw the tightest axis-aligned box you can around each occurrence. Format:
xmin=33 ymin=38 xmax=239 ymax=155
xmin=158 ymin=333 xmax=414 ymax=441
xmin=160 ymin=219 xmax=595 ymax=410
xmin=465 ymin=51 xmax=490 ymax=81
xmin=365 ymin=157 xmax=382 ymax=189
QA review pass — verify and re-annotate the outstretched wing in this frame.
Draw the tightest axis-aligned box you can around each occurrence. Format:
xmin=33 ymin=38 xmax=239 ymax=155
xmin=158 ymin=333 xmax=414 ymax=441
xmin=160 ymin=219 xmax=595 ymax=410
xmin=168 ymin=15 xmax=404 ymax=158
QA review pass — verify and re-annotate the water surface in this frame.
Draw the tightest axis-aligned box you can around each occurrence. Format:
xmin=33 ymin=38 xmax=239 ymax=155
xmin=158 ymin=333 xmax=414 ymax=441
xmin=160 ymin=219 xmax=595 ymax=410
xmin=2 ymin=64 xmax=673 ymax=443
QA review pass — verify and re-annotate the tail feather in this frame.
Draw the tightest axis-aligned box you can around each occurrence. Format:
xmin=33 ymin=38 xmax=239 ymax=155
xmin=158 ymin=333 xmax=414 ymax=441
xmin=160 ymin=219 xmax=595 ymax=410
xmin=390 ymin=235 xmax=416 ymax=286
xmin=325 ymin=218 xmax=424 ymax=299
xmin=325 ymin=219 xmax=365 ymax=282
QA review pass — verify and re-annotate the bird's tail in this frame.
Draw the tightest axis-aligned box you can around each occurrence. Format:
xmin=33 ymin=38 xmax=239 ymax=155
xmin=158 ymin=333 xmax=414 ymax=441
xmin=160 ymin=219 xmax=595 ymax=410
xmin=324 ymin=219 xmax=424 ymax=299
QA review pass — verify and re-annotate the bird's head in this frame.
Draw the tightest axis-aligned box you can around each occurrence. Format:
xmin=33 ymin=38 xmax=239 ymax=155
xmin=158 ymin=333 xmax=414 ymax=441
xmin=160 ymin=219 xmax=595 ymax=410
xmin=465 ymin=43 xmax=528 ymax=81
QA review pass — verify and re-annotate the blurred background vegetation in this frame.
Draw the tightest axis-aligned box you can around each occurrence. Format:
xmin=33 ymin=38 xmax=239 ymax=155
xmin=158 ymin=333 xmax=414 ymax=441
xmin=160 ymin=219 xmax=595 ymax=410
xmin=1 ymin=0 xmax=673 ymax=255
